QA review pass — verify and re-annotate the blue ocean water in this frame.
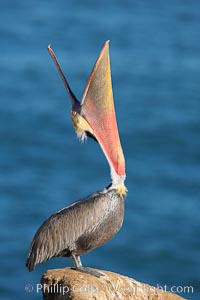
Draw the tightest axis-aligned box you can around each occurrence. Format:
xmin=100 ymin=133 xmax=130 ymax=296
xmin=0 ymin=1 xmax=199 ymax=299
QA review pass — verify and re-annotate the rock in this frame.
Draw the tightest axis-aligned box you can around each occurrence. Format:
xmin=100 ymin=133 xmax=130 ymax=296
xmin=41 ymin=268 xmax=186 ymax=300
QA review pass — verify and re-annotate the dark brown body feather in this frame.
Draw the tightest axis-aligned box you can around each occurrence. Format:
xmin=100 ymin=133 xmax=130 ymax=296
xmin=26 ymin=188 xmax=125 ymax=271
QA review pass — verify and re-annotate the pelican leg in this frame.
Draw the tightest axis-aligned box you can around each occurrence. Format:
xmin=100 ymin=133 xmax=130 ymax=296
xmin=71 ymin=253 xmax=82 ymax=268
xmin=70 ymin=253 xmax=104 ymax=278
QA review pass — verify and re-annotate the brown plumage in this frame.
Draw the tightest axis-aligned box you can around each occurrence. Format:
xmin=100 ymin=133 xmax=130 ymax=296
xmin=26 ymin=188 xmax=125 ymax=272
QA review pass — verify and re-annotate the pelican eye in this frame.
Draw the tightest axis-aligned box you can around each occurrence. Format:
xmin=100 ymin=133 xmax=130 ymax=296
xmin=71 ymin=111 xmax=77 ymax=116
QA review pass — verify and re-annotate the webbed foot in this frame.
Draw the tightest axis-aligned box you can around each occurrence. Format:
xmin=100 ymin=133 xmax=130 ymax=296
xmin=72 ymin=266 xmax=104 ymax=278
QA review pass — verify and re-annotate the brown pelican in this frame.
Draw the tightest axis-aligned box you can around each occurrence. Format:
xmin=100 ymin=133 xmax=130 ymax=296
xmin=26 ymin=41 xmax=127 ymax=277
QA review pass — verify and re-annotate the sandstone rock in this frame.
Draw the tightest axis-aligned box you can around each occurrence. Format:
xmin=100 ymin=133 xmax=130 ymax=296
xmin=41 ymin=268 xmax=186 ymax=300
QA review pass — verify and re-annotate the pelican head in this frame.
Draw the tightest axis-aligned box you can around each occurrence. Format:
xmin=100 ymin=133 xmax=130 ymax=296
xmin=48 ymin=41 xmax=126 ymax=187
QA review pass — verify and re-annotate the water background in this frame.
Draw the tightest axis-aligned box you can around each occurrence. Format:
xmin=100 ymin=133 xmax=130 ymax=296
xmin=0 ymin=1 xmax=200 ymax=299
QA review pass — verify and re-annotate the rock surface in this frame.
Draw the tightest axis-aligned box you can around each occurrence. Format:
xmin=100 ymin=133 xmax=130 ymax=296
xmin=41 ymin=268 xmax=186 ymax=300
